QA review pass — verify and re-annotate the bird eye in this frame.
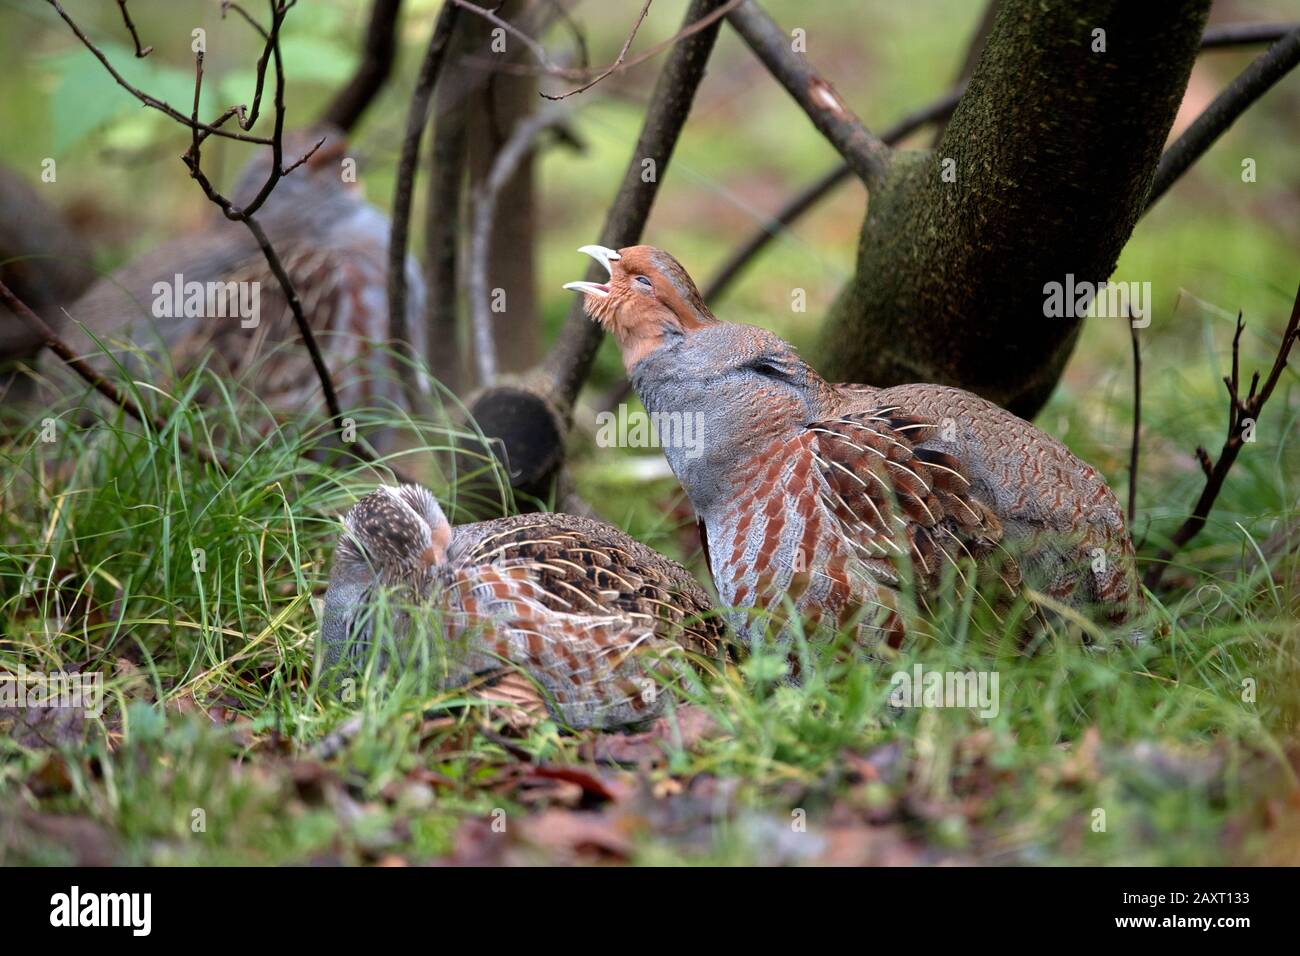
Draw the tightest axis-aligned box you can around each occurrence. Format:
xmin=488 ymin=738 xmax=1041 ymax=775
xmin=633 ymin=275 xmax=654 ymax=291
xmin=748 ymin=359 xmax=787 ymax=379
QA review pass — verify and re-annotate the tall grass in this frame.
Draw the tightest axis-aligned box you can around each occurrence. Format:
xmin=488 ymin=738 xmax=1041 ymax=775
xmin=1 ymin=324 xmax=1297 ymax=864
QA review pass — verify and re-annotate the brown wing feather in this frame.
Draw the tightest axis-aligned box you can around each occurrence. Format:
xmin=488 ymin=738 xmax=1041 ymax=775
xmin=452 ymin=513 xmax=725 ymax=659
xmin=806 ymin=409 xmax=1005 ymax=586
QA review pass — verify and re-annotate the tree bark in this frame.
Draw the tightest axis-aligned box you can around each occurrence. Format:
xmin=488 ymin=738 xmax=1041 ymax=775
xmin=817 ymin=0 xmax=1212 ymax=417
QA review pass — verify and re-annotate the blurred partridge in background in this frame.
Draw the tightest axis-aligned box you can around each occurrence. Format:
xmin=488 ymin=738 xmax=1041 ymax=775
xmin=322 ymin=485 xmax=725 ymax=730
xmin=567 ymin=244 xmax=1146 ymax=648
xmin=53 ymin=127 xmax=427 ymax=426
xmin=0 ymin=163 xmax=96 ymax=402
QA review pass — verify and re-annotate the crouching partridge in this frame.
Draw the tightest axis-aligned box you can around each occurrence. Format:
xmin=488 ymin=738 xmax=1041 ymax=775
xmin=566 ymin=244 xmax=1146 ymax=648
xmin=322 ymin=485 xmax=724 ymax=729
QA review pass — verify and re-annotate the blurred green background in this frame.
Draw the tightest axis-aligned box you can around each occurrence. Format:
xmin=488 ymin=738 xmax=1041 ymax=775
xmin=4 ymin=0 xmax=1298 ymax=545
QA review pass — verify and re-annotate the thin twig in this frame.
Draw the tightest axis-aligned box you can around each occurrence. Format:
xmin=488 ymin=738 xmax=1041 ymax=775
xmin=388 ymin=2 xmax=460 ymax=415
xmin=453 ymin=0 xmax=744 ymax=89
xmin=541 ymin=0 xmax=653 ymax=101
xmin=1144 ymin=283 xmax=1300 ymax=589
xmin=469 ymin=109 xmax=570 ymax=385
xmin=114 ymin=0 xmax=152 ymax=57
xmin=45 ymin=0 xmax=272 ymax=145
xmin=1147 ymin=25 xmax=1300 ymax=211
xmin=447 ymin=0 xmax=559 ymax=72
xmin=543 ymin=0 xmax=590 ymax=73
xmin=726 ymin=0 xmax=891 ymax=187
xmin=221 ymin=1 xmax=270 ymax=39
xmin=318 ymin=0 xmax=403 ymax=131
xmin=0 ymin=280 xmax=221 ymax=469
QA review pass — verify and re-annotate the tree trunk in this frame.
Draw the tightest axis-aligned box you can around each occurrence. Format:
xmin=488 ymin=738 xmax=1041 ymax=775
xmin=817 ymin=0 xmax=1211 ymax=417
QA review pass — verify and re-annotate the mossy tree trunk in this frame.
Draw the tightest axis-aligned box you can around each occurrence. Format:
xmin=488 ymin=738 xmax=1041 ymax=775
xmin=817 ymin=0 xmax=1211 ymax=417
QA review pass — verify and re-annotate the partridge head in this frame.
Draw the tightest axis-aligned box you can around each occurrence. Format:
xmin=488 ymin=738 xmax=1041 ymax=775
xmin=567 ymin=244 xmax=1146 ymax=646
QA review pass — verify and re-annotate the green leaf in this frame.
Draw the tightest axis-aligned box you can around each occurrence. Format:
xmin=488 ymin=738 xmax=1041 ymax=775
xmin=45 ymin=40 xmax=201 ymax=153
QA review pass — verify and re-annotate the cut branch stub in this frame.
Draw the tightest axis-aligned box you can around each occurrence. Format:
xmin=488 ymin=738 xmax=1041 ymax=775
xmin=461 ymin=382 xmax=567 ymax=510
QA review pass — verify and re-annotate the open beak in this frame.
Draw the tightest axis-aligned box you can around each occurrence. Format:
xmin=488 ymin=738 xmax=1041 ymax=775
xmin=562 ymin=244 xmax=620 ymax=298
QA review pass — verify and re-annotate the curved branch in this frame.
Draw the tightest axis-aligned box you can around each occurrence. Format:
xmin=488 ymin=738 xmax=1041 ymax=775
xmin=1146 ymin=25 xmax=1300 ymax=212
xmin=726 ymin=0 xmax=891 ymax=187
xmin=469 ymin=109 xmax=569 ymax=386
xmin=318 ymin=0 xmax=403 ymax=132
xmin=541 ymin=0 xmax=652 ymax=101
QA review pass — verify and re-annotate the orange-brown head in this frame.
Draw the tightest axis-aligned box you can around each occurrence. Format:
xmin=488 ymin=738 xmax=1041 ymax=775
xmin=564 ymin=244 xmax=717 ymax=370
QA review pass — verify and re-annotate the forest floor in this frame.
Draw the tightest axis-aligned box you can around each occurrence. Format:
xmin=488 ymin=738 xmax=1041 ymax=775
xmin=2 ymin=348 xmax=1298 ymax=866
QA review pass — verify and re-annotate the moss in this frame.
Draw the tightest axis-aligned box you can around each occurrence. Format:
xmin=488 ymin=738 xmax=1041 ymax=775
xmin=817 ymin=0 xmax=1212 ymax=417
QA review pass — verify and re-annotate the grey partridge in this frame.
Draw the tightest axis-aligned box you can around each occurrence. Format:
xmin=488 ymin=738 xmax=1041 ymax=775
xmin=321 ymin=485 xmax=724 ymax=729
xmin=566 ymin=244 xmax=1146 ymax=648
xmin=56 ymin=127 xmax=427 ymax=425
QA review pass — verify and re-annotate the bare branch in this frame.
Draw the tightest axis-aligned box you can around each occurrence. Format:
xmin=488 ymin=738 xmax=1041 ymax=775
xmin=447 ymin=0 xmax=559 ymax=73
xmin=221 ymin=2 xmax=270 ymax=39
xmin=703 ymin=83 xmax=967 ymax=304
xmin=1146 ymin=26 xmax=1300 ymax=212
xmin=541 ymin=0 xmax=728 ymax=409
xmin=1144 ymin=285 xmax=1300 ymax=589
xmin=0 ymin=280 xmax=221 ymax=469
xmin=543 ymin=0 xmax=590 ymax=73
xmin=541 ymin=0 xmax=653 ymax=101
xmin=388 ymin=2 xmax=461 ymax=414
xmin=1200 ymin=21 xmax=1300 ymax=49
xmin=176 ymin=5 xmax=353 ymax=450
xmin=708 ymin=21 xmax=1298 ymax=306
xmin=114 ymin=0 xmax=152 ymax=57
xmin=726 ymin=0 xmax=891 ymax=187
xmin=318 ymin=0 xmax=403 ymax=132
